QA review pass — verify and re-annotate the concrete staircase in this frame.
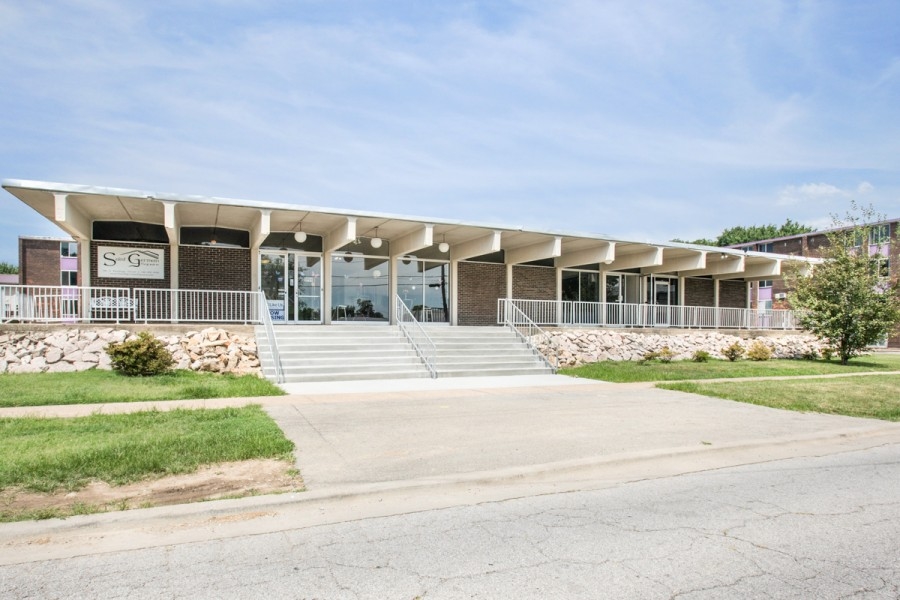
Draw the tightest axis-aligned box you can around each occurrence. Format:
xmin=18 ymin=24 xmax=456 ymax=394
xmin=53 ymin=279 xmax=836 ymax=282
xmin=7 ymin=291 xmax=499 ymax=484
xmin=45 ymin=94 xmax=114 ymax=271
xmin=256 ymin=325 xmax=429 ymax=383
xmin=256 ymin=324 xmax=553 ymax=383
xmin=427 ymin=326 xmax=554 ymax=378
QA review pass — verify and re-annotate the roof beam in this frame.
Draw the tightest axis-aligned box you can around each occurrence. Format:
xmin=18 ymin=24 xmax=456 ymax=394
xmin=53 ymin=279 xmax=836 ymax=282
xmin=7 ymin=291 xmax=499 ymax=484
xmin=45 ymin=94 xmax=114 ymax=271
xmin=451 ymin=231 xmax=502 ymax=261
xmin=555 ymin=242 xmax=616 ymax=269
xmin=506 ymin=236 xmax=562 ymax=265
xmin=53 ymin=193 xmax=91 ymax=240
xmin=324 ymin=217 xmax=357 ymax=253
xmin=681 ymin=255 xmax=745 ymax=277
xmin=642 ymin=250 xmax=706 ymax=274
xmin=716 ymin=258 xmax=781 ymax=280
xmin=607 ymin=246 xmax=663 ymax=271
xmin=249 ymin=209 xmax=271 ymax=250
xmin=391 ymin=224 xmax=433 ymax=257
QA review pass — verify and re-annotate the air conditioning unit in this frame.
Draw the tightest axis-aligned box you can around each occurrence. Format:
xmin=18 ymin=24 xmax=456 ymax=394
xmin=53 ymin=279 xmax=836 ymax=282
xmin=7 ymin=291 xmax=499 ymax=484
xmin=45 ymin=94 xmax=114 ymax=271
xmin=774 ymin=293 xmax=787 ymax=300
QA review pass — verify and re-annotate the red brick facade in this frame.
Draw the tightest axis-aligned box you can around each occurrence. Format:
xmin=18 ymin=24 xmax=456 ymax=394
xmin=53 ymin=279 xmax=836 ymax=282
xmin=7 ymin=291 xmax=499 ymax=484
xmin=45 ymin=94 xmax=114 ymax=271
xmin=19 ymin=239 xmax=65 ymax=286
xmin=684 ymin=278 xmax=715 ymax=308
xmin=512 ymin=265 xmax=556 ymax=300
xmin=457 ymin=262 xmax=505 ymax=326
xmin=179 ymin=246 xmax=251 ymax=291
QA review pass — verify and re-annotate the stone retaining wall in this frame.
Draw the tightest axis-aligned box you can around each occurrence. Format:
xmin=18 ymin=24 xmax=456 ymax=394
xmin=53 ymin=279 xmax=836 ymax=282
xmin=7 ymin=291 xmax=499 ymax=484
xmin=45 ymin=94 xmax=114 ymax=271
xmin=538 ymin=329 xmax=824 ymax=367
xmin=0 ymin=328 xmax=260 ymax=375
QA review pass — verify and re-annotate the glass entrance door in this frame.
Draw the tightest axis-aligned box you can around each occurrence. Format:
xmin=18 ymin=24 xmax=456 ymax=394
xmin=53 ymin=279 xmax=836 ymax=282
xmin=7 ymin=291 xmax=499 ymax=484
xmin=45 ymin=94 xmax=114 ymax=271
xmin=646 ymin=276 xmax=678 ymax=326
xmin=260 ymin=252 xmax=322 ymax=323
xmin=397 ymin=259 xmax=450 ymax=323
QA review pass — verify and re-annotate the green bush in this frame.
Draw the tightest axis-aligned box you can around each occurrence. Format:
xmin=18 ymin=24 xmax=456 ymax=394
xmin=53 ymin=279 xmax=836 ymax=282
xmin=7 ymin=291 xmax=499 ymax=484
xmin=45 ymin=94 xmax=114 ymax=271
xmin=691 ymin=350 xmax=711 ymax=363
xmin=800 ymin=349 xmax=820 ymax=361
xmin=747 ymin=340 xmax=773 ymax=361
xmin=722 ymin=341 xmax=745 ymax=362
xmin=640 ymin=346 xmax=675 ymax=364
xmin=638 ymin=350 xmax=659 ymax=365
xmin=821 ymin=347 xmax=835 ymax=361
xmin=106 ymin=332 xmax=174 ymax=377
xmin=657 ymin=346 xmax=675 ymax=363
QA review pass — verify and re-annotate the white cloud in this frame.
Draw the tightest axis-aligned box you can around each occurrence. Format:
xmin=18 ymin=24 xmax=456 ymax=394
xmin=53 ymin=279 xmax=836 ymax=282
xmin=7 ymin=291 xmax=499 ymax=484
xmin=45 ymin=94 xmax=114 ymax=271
xmin=857 ymin=181 xmax=874 ymax=194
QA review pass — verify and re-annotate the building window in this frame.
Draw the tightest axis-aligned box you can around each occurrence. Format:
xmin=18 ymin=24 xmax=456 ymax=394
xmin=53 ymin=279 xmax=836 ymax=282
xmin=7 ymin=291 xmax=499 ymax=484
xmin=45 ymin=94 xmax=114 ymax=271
xmin=60 ymin=241 xmax=78 ymax=257
xmin=870 ymin=224 xmax=890 ymax=245
xmin=757 ymin=243 xmax=774 ymax=253
xmin=61 ymin=271 xmax=77 ymax=286
xmin=760 ymin=280 xmax=773 ymax=288
xmin=871 ymin=257 xmax=890 ymax=279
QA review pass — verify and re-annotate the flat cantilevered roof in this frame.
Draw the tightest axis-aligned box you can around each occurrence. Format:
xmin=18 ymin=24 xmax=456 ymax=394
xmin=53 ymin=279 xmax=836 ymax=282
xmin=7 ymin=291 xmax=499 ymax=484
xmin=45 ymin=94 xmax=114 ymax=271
xmin=2 ymin=178 xmax=816 ymax=279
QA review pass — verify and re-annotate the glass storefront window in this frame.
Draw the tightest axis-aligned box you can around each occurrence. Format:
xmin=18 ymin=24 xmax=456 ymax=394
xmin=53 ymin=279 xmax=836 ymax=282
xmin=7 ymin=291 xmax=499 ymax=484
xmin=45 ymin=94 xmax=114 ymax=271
xmin=397 ymin=259 xmax=450 ymax=322
xmin=331 ymin=254 xmax=390 ymax=321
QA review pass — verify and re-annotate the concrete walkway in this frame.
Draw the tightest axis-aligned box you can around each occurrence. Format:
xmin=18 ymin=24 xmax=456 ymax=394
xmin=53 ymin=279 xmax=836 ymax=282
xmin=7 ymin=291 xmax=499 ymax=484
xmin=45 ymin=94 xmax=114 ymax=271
xmin=3 ymin=373 xmax=900 ymax=565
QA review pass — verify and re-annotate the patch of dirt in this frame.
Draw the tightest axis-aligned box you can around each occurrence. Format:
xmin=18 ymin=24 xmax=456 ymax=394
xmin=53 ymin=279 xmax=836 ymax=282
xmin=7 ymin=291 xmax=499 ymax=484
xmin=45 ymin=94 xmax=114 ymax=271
xmin=0 ymin=459 xmax=304 ymax=521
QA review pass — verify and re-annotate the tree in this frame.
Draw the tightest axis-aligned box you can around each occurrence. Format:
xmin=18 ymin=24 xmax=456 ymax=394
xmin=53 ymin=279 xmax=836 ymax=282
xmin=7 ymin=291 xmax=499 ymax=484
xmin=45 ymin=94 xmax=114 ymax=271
xmin=673 ymin=219 xmax=814 ymax=247
xmin=784 ymin=203 xmax=900 ymax=365
xmin=0 ymin=262 xmax=18 ymax=274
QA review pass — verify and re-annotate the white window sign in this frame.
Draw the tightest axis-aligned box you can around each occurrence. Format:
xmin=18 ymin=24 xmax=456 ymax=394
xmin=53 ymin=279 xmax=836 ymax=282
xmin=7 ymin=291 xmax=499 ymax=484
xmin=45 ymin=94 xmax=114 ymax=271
xmin=98 ymin=246 xmax=165 ymax=279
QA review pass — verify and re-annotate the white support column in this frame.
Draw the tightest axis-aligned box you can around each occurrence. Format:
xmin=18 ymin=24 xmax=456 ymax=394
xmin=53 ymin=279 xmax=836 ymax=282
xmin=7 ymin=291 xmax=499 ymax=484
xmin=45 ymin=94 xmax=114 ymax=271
xmin=78 ymin=237 xmax=91 ymax=321
xmin=555 ymin=267 xmax=563 ymax=327
xmin=169 ymin=244 xmax=179 ymax=323
xmin=746 ymin=281 xmax=752 ymax=309
xmin=714 ymin=279 xmax=720 ymax=328
xmin=450 ymin=260 xmax=459 ymax=326
xmin=389 ymin=260 xmax=398 ymax=325
xmin=678 ymin=276 xmax=685 ymax=306
xmin=322 ymin=252 xmax=332 ymax=324
xmin=600 ymin=271 xmax=607 ymax=326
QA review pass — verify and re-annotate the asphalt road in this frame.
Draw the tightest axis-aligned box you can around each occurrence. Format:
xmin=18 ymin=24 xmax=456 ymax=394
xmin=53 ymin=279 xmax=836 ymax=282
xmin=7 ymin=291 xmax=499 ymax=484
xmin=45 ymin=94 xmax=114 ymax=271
xmin=3 ymin=443 xmax=899 ymax=599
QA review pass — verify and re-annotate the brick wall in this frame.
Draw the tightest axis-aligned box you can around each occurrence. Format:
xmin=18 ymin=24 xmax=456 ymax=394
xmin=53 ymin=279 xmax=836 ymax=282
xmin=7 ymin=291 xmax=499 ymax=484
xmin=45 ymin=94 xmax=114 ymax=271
xmin=771 ymin=237 xmax=804 ymax=255
xmin=19 ymin=239 xmax=61 ymax=286
xmin=457 ymin=262 xmax=505 ymax=326
xmin=512 ymin=265 xmax=555 ymax=300
xmin=719 ymin=280 xmax=747 ymax=309
xmin=179 ymin=246 xmax=251 ymax=291
xmin=684 ymin=278 xmax=714 ymax=307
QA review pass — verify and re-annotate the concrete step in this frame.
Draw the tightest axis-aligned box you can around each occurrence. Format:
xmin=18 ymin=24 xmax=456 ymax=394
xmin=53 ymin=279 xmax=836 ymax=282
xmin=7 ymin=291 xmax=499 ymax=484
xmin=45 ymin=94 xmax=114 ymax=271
xmin=436 ymin=366 xmax=553 ymax=378
xmin=276 ymin=370 xmax=431 ymax=383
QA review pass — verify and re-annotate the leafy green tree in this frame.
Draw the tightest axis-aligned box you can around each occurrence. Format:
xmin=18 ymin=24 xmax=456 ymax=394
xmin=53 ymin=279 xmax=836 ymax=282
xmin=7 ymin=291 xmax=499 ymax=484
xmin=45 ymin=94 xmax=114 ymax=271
xmin=0 ymin=262 xmax=18 ymax=274
xmin=784 ymin=203 xmax=900 ymax=365
xmin=673 ymin=219 xmax=814 ymax=247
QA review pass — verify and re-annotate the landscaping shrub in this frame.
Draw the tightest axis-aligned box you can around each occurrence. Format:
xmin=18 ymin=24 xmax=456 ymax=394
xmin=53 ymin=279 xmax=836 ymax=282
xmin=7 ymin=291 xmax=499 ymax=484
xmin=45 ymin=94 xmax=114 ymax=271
xmin=639 ymin=347 xmax=675 ymax=364
xmin=638 ymin=350 xmax=659 ymax=365
xmin=691 ymin=350 xmax=711 ymax=363
xmin=821 ymin=347 xmax=835 ymax=361
xmin=747 ymin=340 xmax=773 ymax=361
xmin=800 ymin=349 xmax=820 ymax=361
xmin=106 ymin=332 xmax=174 ymax=377
xmin=722 ymin=341 xmax=745 ymax=362
xmin=657 ymin=346 xmax=675 ymax=363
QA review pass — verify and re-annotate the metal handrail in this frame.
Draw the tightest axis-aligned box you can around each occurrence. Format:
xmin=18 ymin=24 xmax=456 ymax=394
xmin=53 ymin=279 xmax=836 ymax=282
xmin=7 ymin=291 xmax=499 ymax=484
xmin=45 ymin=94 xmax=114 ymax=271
xmin=500 ymin=299 xmax=558 ymax=372
xmin=498 ymin=298 xmax=799 ymax=331
xmin=395 ymin=295 xmax=438 ymax=378
xmin=257 ymin=291 xmax=284 ymax=384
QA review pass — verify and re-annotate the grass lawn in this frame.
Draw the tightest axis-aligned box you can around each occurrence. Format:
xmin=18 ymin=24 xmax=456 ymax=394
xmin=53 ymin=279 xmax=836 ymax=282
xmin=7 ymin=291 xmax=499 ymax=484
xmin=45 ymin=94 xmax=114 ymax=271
xmin=0 ymin=369 xmax=284 ymax=408
xmin=560 ymin=354 xmax=900 ymax=383
xmin=658 ymin=375 xmax=900 ymax=421
xmin=0 ymin=406 xmax=295 ymax=496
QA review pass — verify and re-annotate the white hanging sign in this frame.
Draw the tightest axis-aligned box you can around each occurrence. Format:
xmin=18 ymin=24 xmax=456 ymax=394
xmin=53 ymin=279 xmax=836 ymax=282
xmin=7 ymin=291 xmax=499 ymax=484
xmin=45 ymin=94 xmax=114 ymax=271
xmin=98 ymin=246 xmax=165 ymax=279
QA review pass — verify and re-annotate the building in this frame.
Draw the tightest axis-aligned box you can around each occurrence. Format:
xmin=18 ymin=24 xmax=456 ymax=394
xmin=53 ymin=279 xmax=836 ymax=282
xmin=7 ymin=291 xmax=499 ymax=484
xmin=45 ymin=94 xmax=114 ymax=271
xmin=2 ymin=179 xmax=812 ymax=329
xmin=18 ymin=236 xmax=79 ymax=287
xmin=730 ymin=219 xmax=899 ymax=347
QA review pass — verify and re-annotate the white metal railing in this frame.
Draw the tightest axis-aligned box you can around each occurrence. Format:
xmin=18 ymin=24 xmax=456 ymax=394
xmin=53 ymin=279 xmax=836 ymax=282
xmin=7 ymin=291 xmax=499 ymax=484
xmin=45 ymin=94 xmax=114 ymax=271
xmin=133 ymin=288 xmax=260 ymax=323
xmin=499 ymin=299 xmax=798 ymax=330
xmin=256 ymin=291 xmax=284 ymax=384
xmin=1 ymin=285 xmax=132 ymax=323
xmin=500 ymin=300 xmax=558 ymax=372
xmin=395 ymin=295 xmax=437 ymax=378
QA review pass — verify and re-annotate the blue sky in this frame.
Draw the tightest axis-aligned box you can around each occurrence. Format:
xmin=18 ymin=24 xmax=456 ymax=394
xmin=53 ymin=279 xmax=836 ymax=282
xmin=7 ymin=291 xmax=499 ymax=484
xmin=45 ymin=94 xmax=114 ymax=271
xmin=1 ymin=0 xmax=899 ymax=265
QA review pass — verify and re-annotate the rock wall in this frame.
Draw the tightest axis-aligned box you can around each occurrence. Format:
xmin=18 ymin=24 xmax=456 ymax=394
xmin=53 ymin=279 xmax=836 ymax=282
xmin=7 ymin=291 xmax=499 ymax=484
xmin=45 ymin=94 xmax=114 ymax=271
xmin=0 ymin=328 xmax=260 ymax=375
xmin=538 ymin=329 xmax=824 ymax=367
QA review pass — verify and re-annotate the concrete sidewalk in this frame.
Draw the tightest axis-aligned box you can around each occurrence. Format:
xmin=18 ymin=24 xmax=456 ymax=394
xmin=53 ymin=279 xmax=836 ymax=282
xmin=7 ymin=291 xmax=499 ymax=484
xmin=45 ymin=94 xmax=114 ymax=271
xmin=3 ymin=375 xmax=900 ymax=565
xmin=265 ymin=380 xmax=900 ymax=491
